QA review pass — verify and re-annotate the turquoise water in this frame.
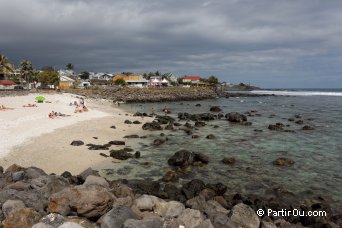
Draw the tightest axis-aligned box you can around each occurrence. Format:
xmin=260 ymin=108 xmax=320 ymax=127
xmin=103 ymin=94 xmax=342 ymax=211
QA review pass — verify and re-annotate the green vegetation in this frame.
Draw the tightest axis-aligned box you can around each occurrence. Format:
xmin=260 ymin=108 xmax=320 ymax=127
xmin=38 ymin=69 xmax=59 ymax=87
xmin=66 ymin=63 xmax=74 ymax=70
xmin=19 ymin=60 xmax=35 ymax=83
xmin=0 ymin=54 xmax=15 ymax=80
xmin=80 ymin=71 xmax=90 ymax=80
xmin=114 ymin=78 xmax=127 ymax=86
xmin=207 ymin=75 xmax=219 ymax=84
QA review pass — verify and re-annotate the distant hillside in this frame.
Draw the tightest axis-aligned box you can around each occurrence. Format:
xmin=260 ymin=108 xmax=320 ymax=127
xmin=227 ymin=83 xmax=260 ymax=91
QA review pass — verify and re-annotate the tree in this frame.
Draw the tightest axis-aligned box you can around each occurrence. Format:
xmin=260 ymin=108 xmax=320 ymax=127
xmin=80 ymin=71 xmax=90 ymax=80
xmin=66 ymin=63 xmax=74 ymax=70
xmin=38 ymin=69 xmax=59 ymax=87
xmin=0 ymin=55 xmax=15 ymax=80
xmin=155 ymin=71 xmax=160 ymax=76
xmin=122 ymin=72 xmax=133 ymax=76
xmin=19 ymin=60 xmax=34 ymax=83
xmin=114 ymin=78 xmax=127 ymax=86
xmin=207 ymin=75 xmax=219 ymax=84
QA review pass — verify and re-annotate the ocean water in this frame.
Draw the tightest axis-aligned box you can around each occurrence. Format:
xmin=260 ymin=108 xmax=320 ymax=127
xmin=103 ymin=90 xmax=342 ymax=211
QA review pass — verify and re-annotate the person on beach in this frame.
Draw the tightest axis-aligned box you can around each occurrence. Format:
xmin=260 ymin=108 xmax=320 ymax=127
xmin=23 ymin=104 xmax=37 ymax=107
xmin=0 ymin=105 xmax=15 ymax=110
xmin=82 ymin=106 xmax=88 ymax=112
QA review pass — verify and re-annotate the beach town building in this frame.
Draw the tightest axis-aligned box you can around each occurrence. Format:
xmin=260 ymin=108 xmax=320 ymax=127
xmin=112 ymin=74 xmax=148 ymax=87
xmin=0 ymin=80 xmax=16 ymax=89
xmin=59 ymin=75 xmax=75 ymax=90
xmin=182 ymin=76 xmax=201 ymax=84
xmin=89 ymin=72 xmax=113 ymax=81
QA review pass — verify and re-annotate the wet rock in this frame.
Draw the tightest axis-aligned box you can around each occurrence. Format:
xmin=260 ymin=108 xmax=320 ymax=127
xmin=100 ymin=153 xmax=109 ymax=158
xmin=210 ymin=106 xmax=222 ymax=112
xmin=195 ymin=121 xmax=206 ymax=127
xmin=164 ymin=123 xmax=174 ymax=130
xmin=70 ymin=140 xmax=84 ymax=146
xmin=101 ymin=205 xmax=138 ymax=228
xmin=184 ymin=122 xmax=193 ymax=128
xmin=229 ymin=203 xmax=260 ymax=228
xmin=162 ymin=170 xmax=178 ymax=182
xmin=173 ymin=122 xmax=182 ymax=127
xmin=273 ymin=157 xmax=295 ymax=166
xmin=195 ymin=104 xmax=201 ymax=107
xmin=134 ymin=151 xmax=141 ymax=158
xmin=168 ymin=150 xmax=194 ymax=167
xmin=295 ymin=114 xmax=302 ymax=118
xmin=192 ymin=135 xmax=199 ymax=138
xmin=288 ymin=118 xmax=295 ymax=122
xmin=206 ymin=183 xmax=227 ymax=196
xmin=133 ymin=112 xmax=147 ymax=117
xmin=108 ymin=140 xmax=125 ymax=145
xmin=124 ymin=134 xmax=139 ymax=138
xmin=48 ymin=185 xmax=114 ymax=219
xmin=142 ymin=121 xmax=162 ymax=131
xmin=302 ymin=125 xmax=315 ymax=130
xmin=2 ymin=199 xmax=26 ymax=217
xmin=124 ymin=120 xmax=132 ymax=124
xmin=295 ymin=119 xmax=304 ymax=125
xmin=268 ymin=124 xmax=284 ymax=131
xmin=132 ymin=120 xmax=141 ymax=124
xmin=226 ymin=112 xmax=247 ymax=123
xmin=193 ymin=153 xmax=209 ymax=164
xmin=3 ymin=208 xmax=41 ymax=228
xmin=206 ymin=134 xmax=215 ymax=139
xmin=110 ymin=125 xmax=116 ymax=129
xmin=168 ymin=150 xmax=209 ymax=167
xmin=110 ymin=149 xmax=134 ymax=160
xmin=182 ymin=179 xmax=206 ymax=199
xmin=222 ymin=157 xmax=236 ymax=165
xmin=87 ymin=143 xmax=110 ymax=150
xmin=153 ymin=138 xmax=165 ymax=146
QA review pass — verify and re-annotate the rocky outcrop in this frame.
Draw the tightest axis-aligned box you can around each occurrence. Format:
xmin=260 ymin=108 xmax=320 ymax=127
xmin=210 ymin=106 xmax=222 ymax=112
xmin=226 ymin=112 xmax=247 ymax=123
xmin=168 ymin=150 xmax=209 ymax=167
xmin=273 ymin=157 xmax=295 ymax=166
xmin=142 ymin=121 xmax=162 ymax=131
xmin=48 ymin=185 xmax=114 ymax=219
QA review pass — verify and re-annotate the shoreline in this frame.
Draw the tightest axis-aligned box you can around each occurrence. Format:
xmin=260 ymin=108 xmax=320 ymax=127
xmin=0 ymin=92 xmax=153 ymax=174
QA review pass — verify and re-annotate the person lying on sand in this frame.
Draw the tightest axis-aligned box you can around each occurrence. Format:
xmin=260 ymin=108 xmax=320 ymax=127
xmin=23 ymin=104 xmax=37 ymax=107
xmin=49 ymin=111 xmax=71 ymax=118
xmin=0 ymin=105 xmax=15 ymax=110
xmin=82 ymin=106 xmax=88 ymax=112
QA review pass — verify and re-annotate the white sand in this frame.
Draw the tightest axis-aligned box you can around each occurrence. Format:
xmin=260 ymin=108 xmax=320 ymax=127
xmin=0 ymin=93 xmax=110 ymax=156
xmin=0 ymin=93 xmax=153 ymax=174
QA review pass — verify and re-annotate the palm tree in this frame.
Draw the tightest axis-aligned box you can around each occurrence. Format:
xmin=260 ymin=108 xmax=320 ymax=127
xmin=66 ymin=63 xmax=74 ymax=71
xmin=0 ymin=55 xmax=15 ymax=80
xmin=19 ymin=60 xmax=34 ymax=84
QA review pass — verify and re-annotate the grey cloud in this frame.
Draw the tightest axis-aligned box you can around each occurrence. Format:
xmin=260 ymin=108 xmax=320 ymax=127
xmin=1 ymin=0 xmax=342 ymax=87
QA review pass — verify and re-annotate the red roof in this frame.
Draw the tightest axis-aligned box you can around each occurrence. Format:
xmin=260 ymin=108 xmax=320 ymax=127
xmin=0 ymin=80 xmax=16 ymax=85
xmin=183 ymin=76 xmax=201 ymax=81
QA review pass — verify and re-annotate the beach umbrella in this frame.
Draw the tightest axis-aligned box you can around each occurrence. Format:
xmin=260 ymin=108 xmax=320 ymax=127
xmin=35 ymin=96 xmax=46 ymax=102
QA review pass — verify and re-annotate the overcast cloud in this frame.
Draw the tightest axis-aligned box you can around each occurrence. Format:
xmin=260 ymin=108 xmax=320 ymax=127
xmin=1 ymin=0 xmax=342 ymax=88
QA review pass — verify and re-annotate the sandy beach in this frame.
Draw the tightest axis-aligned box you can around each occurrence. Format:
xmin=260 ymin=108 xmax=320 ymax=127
xmin=0 ymin=93 xmax=153 ymax=174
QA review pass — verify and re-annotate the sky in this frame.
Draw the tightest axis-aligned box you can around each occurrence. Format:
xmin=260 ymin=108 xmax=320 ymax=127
xmin=1 ymin=0 xmax=342 ymax=88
